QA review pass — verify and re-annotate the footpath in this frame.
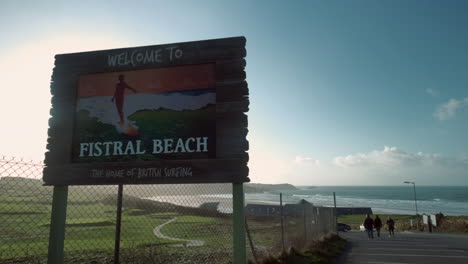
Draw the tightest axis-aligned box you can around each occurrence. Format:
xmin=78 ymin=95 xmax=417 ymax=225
xmin=339 ymin=231 xmax=468 ymax=264
xmin=153 ymin=217 xmax=205 ymax=247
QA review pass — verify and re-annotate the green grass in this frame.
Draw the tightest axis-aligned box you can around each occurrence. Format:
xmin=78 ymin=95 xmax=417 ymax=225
xmin=0 ymin=204 xmax=232 ymax=259
xmin=1 ymin=178 xmax=299 ymax=262
xmin=0 ymin=181 xmax=236 ymax=261
xmin=159 ymin=215 xmax=232 ymax=245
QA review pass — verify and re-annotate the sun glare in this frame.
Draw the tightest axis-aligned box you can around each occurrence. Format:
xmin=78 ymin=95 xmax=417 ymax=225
xmin=0 ymin=32 xmax=127 ymax=160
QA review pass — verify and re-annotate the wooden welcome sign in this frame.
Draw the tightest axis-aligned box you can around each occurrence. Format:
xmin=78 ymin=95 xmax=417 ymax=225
xmin=43 ymin=37 xmax=249 ymax=185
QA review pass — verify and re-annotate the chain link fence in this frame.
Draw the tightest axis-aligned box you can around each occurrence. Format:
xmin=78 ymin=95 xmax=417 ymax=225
xmin=245 ymin=198 xmax=337 ymax=262
xmin=0 ymin=157 xmax=52 ymax=263
xmin=0 ymin=156 xmax=337 ymax=263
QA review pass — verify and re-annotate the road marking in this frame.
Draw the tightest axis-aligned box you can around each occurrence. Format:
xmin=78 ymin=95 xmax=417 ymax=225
xmin=357 ymin=243 xmax=452 ymax=248
xmin=362 ymin=254 xmax=468 ymax=259
xmin=367 ymin=247 xmax=465 ymax=253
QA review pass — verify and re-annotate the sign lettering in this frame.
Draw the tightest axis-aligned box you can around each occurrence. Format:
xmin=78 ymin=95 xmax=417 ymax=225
xmin=107 ymin=46 xmax=183 ymax=67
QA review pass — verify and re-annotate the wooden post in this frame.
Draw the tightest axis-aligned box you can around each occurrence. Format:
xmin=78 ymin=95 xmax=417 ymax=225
xmin=233 ymin=183 xmax=246 ymax=264
xmin=114 ymin=184 xmax=124 ymax=264
xmin=47 ymin=185 xmax=69 ymax=264
xmin=428 ymin=216 xmax=433 ymax=233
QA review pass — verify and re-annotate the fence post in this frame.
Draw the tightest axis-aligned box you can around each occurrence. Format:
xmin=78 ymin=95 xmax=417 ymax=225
xmin=333 ymin=192 xmax=338 ymax=234
xmin=47 ymin=185 xmax=69 ymax=264
xmin=245 ymin=218 xmax=259 ymax=264
xmin=114 ymin=184 xmax=124 ymax=264
xmin=233 ymin=183 xmax=246 ymax=264
xmin=280 ymin=193 xmax=285 ymax=252
xmin=302 ymin=200 xmax=307 ymax=245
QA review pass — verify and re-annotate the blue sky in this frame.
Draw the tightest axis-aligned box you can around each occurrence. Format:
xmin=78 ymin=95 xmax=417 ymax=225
xmin=1 ymin=1 xmax=467 ymax=185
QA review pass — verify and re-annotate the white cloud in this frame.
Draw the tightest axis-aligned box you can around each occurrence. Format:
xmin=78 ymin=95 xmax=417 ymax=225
xmin=460 ymin=154 xmax=468 ymax=165
xmin=324 ymin=146 xmax=467 ymax=185
xmin=425 ymin=88 xmax=439 ymax=97
xmin=333 ymin=146 xmax=444 ymax=168
xmin=433 ymin=97 xmax=468 ymax=120
xmin=294 ymin=156 xmax=320 ymax=165
xmin=249 ymin=146 xmax=467 ymax=186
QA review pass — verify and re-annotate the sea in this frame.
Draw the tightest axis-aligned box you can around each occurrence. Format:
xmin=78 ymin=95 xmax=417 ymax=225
xmin=245 ymin=186 xmax=468 ymax=216
xmin=147 ymin=186 xmax=468 ymax=216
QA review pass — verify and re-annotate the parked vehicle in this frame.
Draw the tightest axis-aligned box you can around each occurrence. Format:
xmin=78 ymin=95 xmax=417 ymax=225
xmin=337 ymin=222 xmax=351 ymax=232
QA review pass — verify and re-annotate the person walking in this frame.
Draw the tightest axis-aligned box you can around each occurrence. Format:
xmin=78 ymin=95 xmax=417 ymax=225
xmin=386 ymin=217 xmax=395 ymax=237
xmin=374 ymin=215 xmax=382 ymax=238
xmin=363 ymin=214 xmax=374 ymax=239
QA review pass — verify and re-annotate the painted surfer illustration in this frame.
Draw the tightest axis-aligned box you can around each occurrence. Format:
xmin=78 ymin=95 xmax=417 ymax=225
xmin=111 ymin=74 xmax=137 ymax=125
xmin=73 ymin=64 xmax=217 ymax=162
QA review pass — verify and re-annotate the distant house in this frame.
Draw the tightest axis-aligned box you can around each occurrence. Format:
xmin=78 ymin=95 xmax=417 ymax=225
xmin=246 ymin=200 xmax=371 ymax=218
xmin=245 ymin=203 xmax=281 ymax=216
xmin=284 ymin=199 xmax=313 ymax=216
xmin=335 ymin=207 xmax=373 ymax=216
xmin=245 ymin=199 xmax=314 ymax=217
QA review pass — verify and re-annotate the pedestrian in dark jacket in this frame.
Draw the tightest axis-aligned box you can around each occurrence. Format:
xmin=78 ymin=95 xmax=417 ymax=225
xmin=374 ymin=215 xmax=382 ymax=238
xmin=386 ymin=217 xmax=395 ymax=237
xmin=363 ymin=214 xmax=374 ymax=239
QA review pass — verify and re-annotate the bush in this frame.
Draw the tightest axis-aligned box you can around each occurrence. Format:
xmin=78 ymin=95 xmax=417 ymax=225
xmin=253 ymin=233 xmax=347 ymax=264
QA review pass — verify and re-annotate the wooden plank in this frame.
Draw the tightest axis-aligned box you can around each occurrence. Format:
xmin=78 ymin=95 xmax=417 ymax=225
xmin=215 ymin=70 xmax=246 ymax=83
xmin=56 ymin=37 xmax=245 ymax=58
xmin=50 ymin=85 xmax=78 ymax=98
xmin=217 ymin=112 xmax=248 ymax=126
xmin=44 ymin=158 xmax=248 ymax=185
xmin=217 ymin=127 xmax=248 ymax=138
xmin=216 ymin=100 xmax=249 ymax=113
xmin=216 ymin=153 xmax=249 ymax=161
xmin=217 ymin=138 xmax=249 ymax=153
xmin=216 ymin=81 xmax=248 ymax=102
xmin=54 ymin=36 xmax=245 ymax=63
xmin=54 ymin=37 xmax=246 ymax=70
xmin=217 ymin=58 xmax=246 ymax=68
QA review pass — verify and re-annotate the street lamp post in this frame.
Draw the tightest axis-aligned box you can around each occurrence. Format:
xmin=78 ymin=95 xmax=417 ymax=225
xmin=404 ymin=181 xmax=418 ymax=215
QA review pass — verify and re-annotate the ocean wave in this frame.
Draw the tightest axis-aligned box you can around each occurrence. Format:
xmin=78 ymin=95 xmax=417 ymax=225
xmin=198 ymin=194 xmax=233 ymax=199
xmin=283 ymin=193 xmax=468 ymax=216
xmin=143 ymin=192 xmax=468 ymax=215
xmin=292 ymin=194 xmax=310 ymax=198
xmin=77 ymin=92 xmax=215 ymax=125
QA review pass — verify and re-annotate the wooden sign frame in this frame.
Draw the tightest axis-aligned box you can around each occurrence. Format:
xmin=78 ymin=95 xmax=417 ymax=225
xmin=43 ymin=37 xmax=249 ymax=185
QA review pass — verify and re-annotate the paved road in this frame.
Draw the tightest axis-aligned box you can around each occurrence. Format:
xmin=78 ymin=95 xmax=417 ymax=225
xmin=339 ymin=231 xmax=468 ymax=264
